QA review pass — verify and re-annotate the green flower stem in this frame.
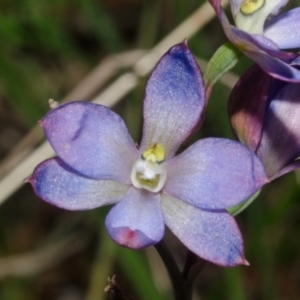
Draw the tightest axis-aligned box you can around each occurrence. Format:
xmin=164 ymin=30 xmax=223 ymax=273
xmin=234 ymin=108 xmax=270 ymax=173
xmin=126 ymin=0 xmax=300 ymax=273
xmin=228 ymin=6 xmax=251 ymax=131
xmin=155 ymin=241 xmax=193 ymax=300
xmin=184 ymin=252 xmax=207 ymax=293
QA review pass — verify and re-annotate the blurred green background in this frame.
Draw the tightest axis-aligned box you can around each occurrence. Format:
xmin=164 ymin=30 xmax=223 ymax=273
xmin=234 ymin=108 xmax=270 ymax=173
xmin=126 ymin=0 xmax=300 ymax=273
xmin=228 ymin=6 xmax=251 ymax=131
xmin=0 ymin=0 xmax=300 ymax=299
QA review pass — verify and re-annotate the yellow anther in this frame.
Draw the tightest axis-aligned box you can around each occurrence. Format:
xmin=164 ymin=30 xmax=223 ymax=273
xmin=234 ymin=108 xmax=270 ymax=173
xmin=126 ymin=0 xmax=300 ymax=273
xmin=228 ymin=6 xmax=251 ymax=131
xmin=240 ymin=0 xmax=265 ymax=15
xmin=142 ymin=143 xmax=165 ymax=164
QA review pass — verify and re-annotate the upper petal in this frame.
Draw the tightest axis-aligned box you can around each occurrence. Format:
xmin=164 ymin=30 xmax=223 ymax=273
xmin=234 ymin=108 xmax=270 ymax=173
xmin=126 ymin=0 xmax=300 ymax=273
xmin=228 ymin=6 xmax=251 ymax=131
xmin=257 ymin=80 xmax=300 ymax=177
xmin=28 ymin=158 xmax=129 ymax=210
xmin=264 ymin=8 xmax=300 ymax=49
xmin=230 ymin=26 xmax=294 ymax=60
xmin=164 ymin=138 xmax=268 ymax=210
xmin=161 ymin=194 xmax=247 ymax=267
xmin=209 ymin=0 xmax=225 ymax=15
xmin=140 ymin=42 xmax=205 ymax=159
xmin=40 ymin=101 xmax=139 ymax=183
xmin=105 ymin=187 xmax=165 ymax=249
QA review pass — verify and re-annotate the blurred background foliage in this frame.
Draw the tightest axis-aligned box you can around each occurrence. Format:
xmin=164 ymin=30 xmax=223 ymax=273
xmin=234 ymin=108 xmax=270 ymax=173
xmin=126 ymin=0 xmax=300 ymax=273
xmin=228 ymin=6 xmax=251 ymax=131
xmin=0 ymin=0 xmax=300 ymax=299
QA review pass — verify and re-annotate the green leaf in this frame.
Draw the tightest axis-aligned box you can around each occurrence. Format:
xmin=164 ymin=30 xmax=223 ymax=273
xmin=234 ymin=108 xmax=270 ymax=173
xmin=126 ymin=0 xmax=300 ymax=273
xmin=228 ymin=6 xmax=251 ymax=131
xmin=204 ymin=42 xmax=242 ymax=88
xmin=227 ymin=189 xmax=261 ymax=216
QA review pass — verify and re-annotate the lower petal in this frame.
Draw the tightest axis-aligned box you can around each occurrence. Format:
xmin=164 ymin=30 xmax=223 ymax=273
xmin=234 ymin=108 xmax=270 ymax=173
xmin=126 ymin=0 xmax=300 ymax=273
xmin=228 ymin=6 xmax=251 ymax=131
xmin=165 ymin=138 xmax=268 ymax=210
xmin=105 ymin=187 xmax=164 ymax=249
xmin=28 ymin=158 xmax=129 ymax=210
xmin=161 ymin=194 xmax=247 ymax=267
xmin=257 ymin=81 xmax=300 ymax=177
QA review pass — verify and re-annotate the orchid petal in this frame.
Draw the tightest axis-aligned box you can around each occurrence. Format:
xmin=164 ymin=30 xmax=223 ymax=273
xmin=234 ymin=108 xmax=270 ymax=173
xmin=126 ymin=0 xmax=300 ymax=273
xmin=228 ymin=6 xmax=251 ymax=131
xmin=244 ymin=49 xmax=300 ymax=82
xmin=257 ymin=81 xmax=300 ymax=177
xmin=105 ymin=187 xmax=164 ymax=249
xmin=270 ymin=160 xmax=300 ymax=181
xmin=209 ymin=0 xmax=300 ymax=82
xmin=164 ymin=138 xmax=268 ymax=210
xmin=40 ymin=102 xmax=138 ymax=183
xmin=230 ymin=27 xmax=294 ymax=60
xmin=210 ymin=0 xmax=291 ymax=60
xmin=264 ymin=8 xmax=300 ymax=49
xmin=161 ymin=194 xmax=247 ymax=266
xmin=229 ymin=64 xmax=273 ymax=151
xmin=28 ymin=158 xmax=129 ymax=210
xmin=140 ymin=42 xmax=205 ymax=159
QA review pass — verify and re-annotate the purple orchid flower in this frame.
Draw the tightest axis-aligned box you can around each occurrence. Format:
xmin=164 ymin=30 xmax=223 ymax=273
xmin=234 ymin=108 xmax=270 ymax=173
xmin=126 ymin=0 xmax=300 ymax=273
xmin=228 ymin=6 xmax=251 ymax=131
xmin=209 ymin=0 xmax=300 ymax=82
xmin=28 ymin=43 xmax=268 ymax=267
xmin=229 ymin=57 xmax=300 ymax=179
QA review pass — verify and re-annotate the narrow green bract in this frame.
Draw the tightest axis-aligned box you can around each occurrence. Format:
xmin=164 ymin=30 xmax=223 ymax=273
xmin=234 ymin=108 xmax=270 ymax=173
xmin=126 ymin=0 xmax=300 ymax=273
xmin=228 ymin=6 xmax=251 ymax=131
xmin=204 ymin=42 xmax=242 ymax=88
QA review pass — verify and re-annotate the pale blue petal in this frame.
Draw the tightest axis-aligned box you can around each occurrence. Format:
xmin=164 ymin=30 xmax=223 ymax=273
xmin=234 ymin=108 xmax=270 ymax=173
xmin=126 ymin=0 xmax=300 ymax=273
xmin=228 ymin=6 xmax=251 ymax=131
xmin=164 ymin=138 xmax=268 ymax=210
xmin=41 ymin=101 xmax=139 ymax=183
xmin=28 ymin=158 xmax=129 ymax=210
xmin=161 ymin=194 xmax=247 ymax=266
xmin=270 ymin=160 xmax=300 ymax=180
xmin=140 ymin=42 xmax=205 ymax=159
xmin=265 ymin=8 xmax=300 ymax=49
xmin=209 ymin=0 xmax=300 ymax=82
xmin=244 ymin=49 xmax=300 ymax=82
xmin=257 ymin=81 xmax=300 ymax=177
xmin=230 ymin=27 xmax=294 ymax=60
xmin=105 ymin=187 xmax=164 ymax=249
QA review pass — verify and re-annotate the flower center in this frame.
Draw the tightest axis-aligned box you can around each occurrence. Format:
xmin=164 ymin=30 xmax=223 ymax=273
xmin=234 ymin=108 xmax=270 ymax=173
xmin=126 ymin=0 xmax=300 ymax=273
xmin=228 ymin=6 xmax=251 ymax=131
xmin=235 ymin=0 xmax=281 ymax=35
xmin=240 ymin=0 xmax=265 ymax=15
xmin=131 ymin=143 xmax=167 ymax=193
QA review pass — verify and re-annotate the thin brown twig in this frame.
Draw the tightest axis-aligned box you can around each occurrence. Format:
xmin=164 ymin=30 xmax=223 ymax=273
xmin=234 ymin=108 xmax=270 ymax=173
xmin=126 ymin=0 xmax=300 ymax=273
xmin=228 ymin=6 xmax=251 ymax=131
xmin=0 ymin=231 xmax=90 ymax=279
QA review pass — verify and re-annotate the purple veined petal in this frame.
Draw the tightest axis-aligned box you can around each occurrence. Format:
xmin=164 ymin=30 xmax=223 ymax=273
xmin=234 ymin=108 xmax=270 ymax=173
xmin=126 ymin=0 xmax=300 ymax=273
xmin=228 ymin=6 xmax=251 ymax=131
xmin=227 ymin=22 xmax=300 ymax=83
xmin=209 ymin=0 xmax=237 ymax=42
xmin=161 ymin=194 xmax=248 ymax=267
xmin=256 ymin=81 xmax=300 ymax=178
xmin=164 ymin=138 xmax=268 ymax=210
xmin=27 ymin=158 xmax=129 ymax=210
xmin=229 ymin=64 xmax=273 ymax=151
xmin=40 ymin=101 xmax=139 ymax=183
xmin=230 ymin=27 xmax=294 ymax=60
xmin=140 ymin=42 xmax=205 ymax=159
xmin=208 ymin=0 xmax=223 ymax=15
xmin=264 ymin=8 xmax=300 ymax=49
xmin=291 ymin=57 xmax=300 ymax=67
xmin=210 ymin=1 xmax=287 ymax=59
xmin=210 ymin=0 xmax=291 ymax=58
xmin=209 ymin=1 xmax=300 ymax=82
xmin=105 ymin=187 xmax=165 ymax=249
xmin=270 ymin=160 xmax=300 ymax=181
xmin=244 ymin=49 xmax=300 ymax=82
